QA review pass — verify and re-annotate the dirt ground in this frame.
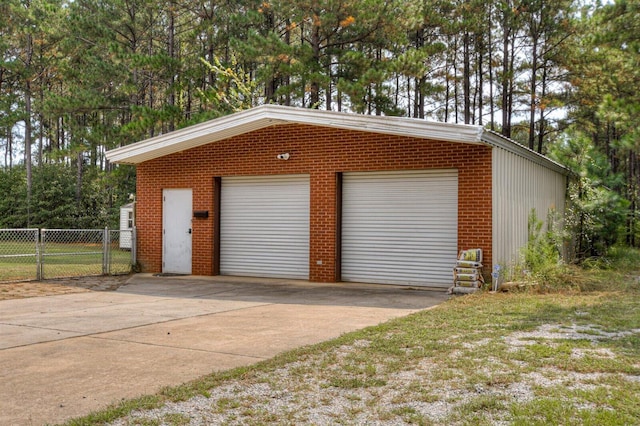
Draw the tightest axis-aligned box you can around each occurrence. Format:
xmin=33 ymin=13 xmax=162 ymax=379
xmin=0 ymin=275 xmax=131 ymax=301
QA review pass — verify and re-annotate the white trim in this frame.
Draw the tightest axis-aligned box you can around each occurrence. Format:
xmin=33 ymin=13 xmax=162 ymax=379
xmin=106 ymin=105 xmax=484 ymax=165
xmin=481 ymin=130 xmax=569 ymax=175
xmin=106 ymin=105 xmax=568 ymax=177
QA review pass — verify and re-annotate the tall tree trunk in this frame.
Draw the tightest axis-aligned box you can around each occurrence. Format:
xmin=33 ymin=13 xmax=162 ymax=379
xmin=284 ymin=21 xmax=291 ymax=106
xmin=38 ymin=86 xmax=44 ymax=166
xmin=147 ymin=11 xmax=154 ymax=138
xmin=375 ymin=47 xmax=382 ymax=116
xmin=24 ymin=32 xmax=34 ymax=226
xmin=477 ymin=45 xmax=483 ymax=126
xmin=263 ymin=7 xmax=277 ymax=103
xmin=463 ymin=32 xmax=471 ymax=124
xmin=168 ymin=0 xmax=176 ymax=132
xmin=407 ymin=76 xmax=411 ymax=117
xmin=413 ymin=29 xmax=425 ymax=119
xmin=57 ymin=115 xmax=63 ymax=152
xmin=536 ymin=58 xmax=548 ymax=153
xmin=326 ymin=54 xmax=332 ymax=111
xmin=76 ymin=150 xmax=83 ymax=204
xmin=528 ymin=34 xmax=539 ymax=150
xmin=417 ymin=76 xmax=426 ymax=119
xmin=309 ymin=23 xmax=321 ymax=108
xmin=6 ymin=128 xmax=12 ymax=169
xmin=628 ymin=151 xmax=638 ymax=246
xmin=25 ymin=83 xmax=32 ymax=225
xmin=488 ymin=11 xmax=495 ymax=131
xmin=451 ymin=35 xmax=459 ymax=123
xmin=394 ymin=74 xmax=400 ymax=108
xmin=443 ymin=72 xmax=450 ymax=122
xmin=507 ymin=29 xmax=516 ymax=137
xmin=501 ymin=8 xmax=511 ymax=138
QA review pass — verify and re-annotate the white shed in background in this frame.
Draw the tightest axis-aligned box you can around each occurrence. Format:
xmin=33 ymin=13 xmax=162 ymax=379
xmin=119 ymin=202 xmax=135 ymax=249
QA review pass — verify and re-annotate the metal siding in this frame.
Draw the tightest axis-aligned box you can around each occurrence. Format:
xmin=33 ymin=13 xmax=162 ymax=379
xmin=220 ymin=175 xmax=310 ymax=279
xmin=342 ymin=170 xmax=458 ymax=287
xmin=492 ymin=148 xmax=566 ymax=267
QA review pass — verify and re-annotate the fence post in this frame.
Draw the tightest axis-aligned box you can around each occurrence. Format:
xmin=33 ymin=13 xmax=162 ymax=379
xmin=102 ymin=227 xmax=109 ymax=275
xmin=131 ymin=226 xmax=137 ymax=269
xmin=40 ymin=229 xmax=47 ymax=280
xmin=36 ymin=229 xmax=42 ymax=281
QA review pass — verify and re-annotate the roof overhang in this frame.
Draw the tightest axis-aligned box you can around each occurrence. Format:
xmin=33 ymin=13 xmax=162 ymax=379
xmin=105 ymin=104 xmax=568 ymax=176
xmin=106 ymin=105 xmax=484 ymax=165
xmin=480 ymin=130 xmax=569 ymax=175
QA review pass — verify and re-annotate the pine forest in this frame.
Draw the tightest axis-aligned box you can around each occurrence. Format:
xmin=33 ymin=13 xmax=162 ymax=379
xmin=0 ymin=0 xmax=638 ymax=259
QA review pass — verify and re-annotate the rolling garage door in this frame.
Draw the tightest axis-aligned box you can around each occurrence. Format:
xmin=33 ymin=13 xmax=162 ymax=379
xmin=220 ymin=175 xmax=310 ymax=279
xmin=342 ymin=170 xmax=458 ymax=287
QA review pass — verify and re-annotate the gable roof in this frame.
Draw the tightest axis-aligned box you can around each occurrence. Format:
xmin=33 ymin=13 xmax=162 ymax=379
xmin=105 ymin=104 xmax=567 ymax=174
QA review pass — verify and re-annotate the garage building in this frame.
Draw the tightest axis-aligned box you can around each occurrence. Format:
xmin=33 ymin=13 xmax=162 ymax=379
xmin=106 ymin=105 xmax=567 ymax=288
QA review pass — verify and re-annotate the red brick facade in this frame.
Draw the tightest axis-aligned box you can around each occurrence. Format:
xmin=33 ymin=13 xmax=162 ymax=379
xmin=135 ymin=123 xmax=493 ymax=282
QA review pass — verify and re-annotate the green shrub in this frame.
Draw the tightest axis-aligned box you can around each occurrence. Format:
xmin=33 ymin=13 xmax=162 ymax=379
xmin=497 ymin=210 xmax=579 ymax=292
xmin=600 ymin=246 xmax=640 ymax=272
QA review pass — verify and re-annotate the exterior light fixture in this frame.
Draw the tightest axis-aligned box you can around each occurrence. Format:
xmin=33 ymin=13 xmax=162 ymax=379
xmin=276 ymin=153 xmax=290 ymax=160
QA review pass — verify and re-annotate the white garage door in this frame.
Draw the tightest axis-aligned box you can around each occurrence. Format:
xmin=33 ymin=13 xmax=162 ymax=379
xmin=221 ymin=175 xmax=310 ymax=279
xmin=342 ymin=170 xmax=458 ymax=287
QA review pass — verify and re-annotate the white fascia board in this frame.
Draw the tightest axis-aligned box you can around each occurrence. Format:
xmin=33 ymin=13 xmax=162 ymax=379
xmin=106 ymin=107 xmax=288 ymax=164
xmin=106 ymin=105 xmax=486 ymax=164
xmin=481 ymin=130 xmax=569 ymax=175
xmin=266 ymin=105 xmax=485 ymax=144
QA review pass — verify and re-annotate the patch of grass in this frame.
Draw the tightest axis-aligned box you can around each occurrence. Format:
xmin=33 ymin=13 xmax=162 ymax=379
xmin=212 ymin=397 xmax=242 ymax=413
xmin=575 ymin=383 xmax=640 ymax=423
xmin=512 ymin=382 xmax=640 ymax=426
xmin=429 ymin=366 xmax=461 ymax=383
xmin=613 ymin=333 xmax=640 ymax=356
xmin=566 ymin=351 xmax=639 ymax=375
xmin=63 ymin=258 xmax=640 ymax=426
xmin=390 ymin=405 xmax=432 ymax=425
xmin=510 ymin=398 xmax=580 ymax=426
xmin=325 ymin=376 xmax=387 ymax=389
xmin=238 ymin=407 xmax=280 ymax=423
xmin=0 ymin=240 xmax=132 ymax=282
xmin=160 ymin=413 xmax=190 ymax=426
xmin=445 ymin=394 xmax=507 ymax=425
xmin=130 ymin=419 xmax=160 ymax=426
xmin=63 ymin=395 xmax=162 ymax=426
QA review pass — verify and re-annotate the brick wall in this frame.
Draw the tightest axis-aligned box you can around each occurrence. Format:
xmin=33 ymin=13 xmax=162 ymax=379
xmin=136 ymin=123 xmax=493 ymax=282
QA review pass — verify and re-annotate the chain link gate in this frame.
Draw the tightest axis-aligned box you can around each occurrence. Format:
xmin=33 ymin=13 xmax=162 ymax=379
xmin=0 ymin=228 xmax=135 ymax=283
xmin=107 ymin=229 xmax=136 ymax=276
xmin=0 ymin=229 xmax=40 ymax=282
xmin=41 ymin=229 xmax=106 ymax=279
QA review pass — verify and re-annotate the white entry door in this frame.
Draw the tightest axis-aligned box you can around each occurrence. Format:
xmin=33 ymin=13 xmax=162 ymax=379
xmin=162 ymin=188 xmax=192 ymax=274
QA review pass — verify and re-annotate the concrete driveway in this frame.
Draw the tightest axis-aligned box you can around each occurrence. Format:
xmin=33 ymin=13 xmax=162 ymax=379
xmin=0 ymin=274 xmax=448 ymax=426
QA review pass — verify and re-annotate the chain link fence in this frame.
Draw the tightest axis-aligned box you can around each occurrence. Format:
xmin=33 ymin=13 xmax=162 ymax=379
xmin=108 ymin=230 xmax=136 ymax=276
xmin=0 ymin=228 xmax=135 ymax=283
xmin=0 ymin=229 xmax=40 ymax=283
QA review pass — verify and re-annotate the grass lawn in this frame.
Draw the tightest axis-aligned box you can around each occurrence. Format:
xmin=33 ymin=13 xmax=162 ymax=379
xmin=65 ymin=262 xmax=640 ymax=425
xmin=0 ymin=241 xmax=132 ymax=281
